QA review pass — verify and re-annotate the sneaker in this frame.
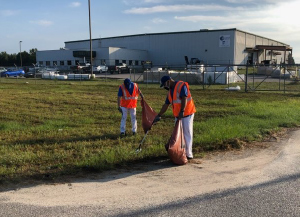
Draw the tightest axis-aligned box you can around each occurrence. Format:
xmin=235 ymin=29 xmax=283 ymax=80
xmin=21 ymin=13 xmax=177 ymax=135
xmin=132 ymin=132 xmax=136 ymax=136
xmin=187 ymin=156 xmax=193 ymax=160
xmin=120 ymin=132 xmax=126 ymax=136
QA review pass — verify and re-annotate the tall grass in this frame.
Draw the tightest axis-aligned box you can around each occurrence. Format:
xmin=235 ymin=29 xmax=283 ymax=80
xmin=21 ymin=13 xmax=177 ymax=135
xmin=1 ymin=79 xmax=300 ymax=183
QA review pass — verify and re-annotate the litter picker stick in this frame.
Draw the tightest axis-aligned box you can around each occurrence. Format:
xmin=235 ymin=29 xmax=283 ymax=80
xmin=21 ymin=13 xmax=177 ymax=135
xmin=135 ymin=130 xmax=149 ymax=153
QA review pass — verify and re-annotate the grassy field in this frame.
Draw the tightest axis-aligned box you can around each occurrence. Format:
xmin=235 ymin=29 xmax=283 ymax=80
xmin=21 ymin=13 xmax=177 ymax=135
xmin=1 ymin=78 xmax=300 ymax=184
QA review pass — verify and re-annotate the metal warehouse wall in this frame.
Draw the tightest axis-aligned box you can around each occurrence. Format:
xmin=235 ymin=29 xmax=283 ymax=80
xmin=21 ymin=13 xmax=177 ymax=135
xmin=99 ymin=30 xmax=236 ymax=66
xmin=65 ymin=41 xmax=91 ymax=50
xmin=49 ymin=29 xmax=291 ymax=67
xmin=36 ymin=50 xmax=74 ymax=63
xmin=108 ymin=47 xmax=148 ymax=64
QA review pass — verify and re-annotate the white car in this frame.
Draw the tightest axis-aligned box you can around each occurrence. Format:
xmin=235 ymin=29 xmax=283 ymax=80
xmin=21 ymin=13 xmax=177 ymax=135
xmin=93 ymin=65 xmax=108 ymax=73
xmin=0 ymin=67 xmax=7 ymax=73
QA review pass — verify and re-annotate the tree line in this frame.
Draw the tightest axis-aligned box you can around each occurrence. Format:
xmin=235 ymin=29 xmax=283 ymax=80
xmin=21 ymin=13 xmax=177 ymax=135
xmin=0 ymin=48 xmax=37 ymax=67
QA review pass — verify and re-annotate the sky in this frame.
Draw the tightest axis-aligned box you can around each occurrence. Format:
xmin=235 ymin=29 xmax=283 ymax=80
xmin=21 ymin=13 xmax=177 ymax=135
xmin=0 ymin=0 xmax=299 ymax=62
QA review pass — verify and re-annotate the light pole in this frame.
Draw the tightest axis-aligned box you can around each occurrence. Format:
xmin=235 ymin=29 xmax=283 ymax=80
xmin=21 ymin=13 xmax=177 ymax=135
xmin=88 ymin=0 xmax=93 ymax=75
xmin=19 ymin=41 xmax=22 ymax=67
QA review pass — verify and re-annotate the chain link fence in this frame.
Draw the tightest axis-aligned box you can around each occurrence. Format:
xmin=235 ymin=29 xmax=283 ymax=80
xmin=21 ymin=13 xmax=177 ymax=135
xmin=1 ymin=63 xmax=300 ymax=93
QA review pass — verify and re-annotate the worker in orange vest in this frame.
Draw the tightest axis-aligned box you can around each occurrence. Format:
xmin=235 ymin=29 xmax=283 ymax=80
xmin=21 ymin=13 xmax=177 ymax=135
xmin=153 ymin=76 xmax=196 ymax=159
xmin=118 ymin=78 xmax=143 ymax=136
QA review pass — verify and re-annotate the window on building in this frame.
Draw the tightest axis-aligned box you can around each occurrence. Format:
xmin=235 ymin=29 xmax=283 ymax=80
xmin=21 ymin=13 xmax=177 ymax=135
xmin=53 ymin=61 xmax=57 ymax=66
xmin=129 ymin=60 xmax=133 ymax=65
xmin=39 ymin=61 xmax=43 ymax=66
xmin=122 ymin=60 xmax=126 ymax=64
xmin=115 ymin=60 xmax=120 ymax=65
xmin=135 ymin=60 xmax=139 ymax=66
xmin=67 ymin=60 xmax=72 ymax=65
xmin=101 ymin=59 xmax=106 ymax=65
xmin=60 ymin=61 xmax=64 ymax=66
xmin=75 ymin=60 xmax=80 ymax=65
xmin=46 ymin=61 xmax=50 ymax=66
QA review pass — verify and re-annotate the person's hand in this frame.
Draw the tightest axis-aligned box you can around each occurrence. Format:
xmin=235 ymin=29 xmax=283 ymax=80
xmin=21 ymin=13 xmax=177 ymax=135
xmin=153 ymin=115 xmax=161 ymax=124
xmin=178 ymin=110 xmax=184 ymax=119
xmin=118 ymin=107 xmax=122 ymax=114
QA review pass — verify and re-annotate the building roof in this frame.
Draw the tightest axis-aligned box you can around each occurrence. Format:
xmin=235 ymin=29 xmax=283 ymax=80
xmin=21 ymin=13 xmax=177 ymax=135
xmin=64 ymin=28 xmax=289 ymax=47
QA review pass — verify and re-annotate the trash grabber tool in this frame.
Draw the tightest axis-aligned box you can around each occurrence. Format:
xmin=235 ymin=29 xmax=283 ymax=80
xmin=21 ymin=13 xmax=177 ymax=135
xmin=135 ymin=130 xmax=149 ymax=153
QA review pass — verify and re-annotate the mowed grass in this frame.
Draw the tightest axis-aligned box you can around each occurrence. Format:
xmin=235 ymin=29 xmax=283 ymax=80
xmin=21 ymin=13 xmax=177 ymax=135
xmin=1 ymin=79 xmax=300 ymax=183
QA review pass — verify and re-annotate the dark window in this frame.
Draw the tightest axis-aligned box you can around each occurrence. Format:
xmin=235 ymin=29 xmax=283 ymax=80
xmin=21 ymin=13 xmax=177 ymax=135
xmin=135 ymin=60 xmax=139 ymax=66
xmin=75 ymin=60 xmax=80 ymax=65
xmin=46 ymin=61 xmax=50 ymax=66
xmin=60 ymin=61 xmax=64 ymax=65
xmin=53 ymin=61 xmax=57 ymax=66
xmin=129 ymin=60 xmax=133 ymax=65
xmin=67 ymin=60 xmax=72 ymax=65
xmin=39 ymin=61 xmax=43 ymax=65
xmin=115 ymin=60 xmax=119 ymax=65
xmin=122 ymin=60 xmax=126 ymax=64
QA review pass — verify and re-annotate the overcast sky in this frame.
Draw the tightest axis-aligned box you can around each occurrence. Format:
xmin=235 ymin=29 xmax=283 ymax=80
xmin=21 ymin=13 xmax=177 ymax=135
xmin=0 ymin=0 xmax=299 ymax=62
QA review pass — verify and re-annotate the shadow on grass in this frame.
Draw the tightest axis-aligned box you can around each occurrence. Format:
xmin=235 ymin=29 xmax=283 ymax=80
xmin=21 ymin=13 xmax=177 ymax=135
xmin=8 ymin=133 xmax=128 ymax=147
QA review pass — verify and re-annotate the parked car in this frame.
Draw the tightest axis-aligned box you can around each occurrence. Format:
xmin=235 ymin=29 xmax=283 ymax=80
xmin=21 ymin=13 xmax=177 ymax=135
xmin=93 ymin=65 xmax=108 ymax=73
xmin=70 ymin=63 xmax=90 ymax=73
xmin=0 ymin=67 xmax=7 ymax=73
xmin=108 ymin=63 xmax=129 ymax=74
xmin=24 ymin=71 xmax=43 ymax=78
xmin=1 ymin=69 xmax=25 ymax=77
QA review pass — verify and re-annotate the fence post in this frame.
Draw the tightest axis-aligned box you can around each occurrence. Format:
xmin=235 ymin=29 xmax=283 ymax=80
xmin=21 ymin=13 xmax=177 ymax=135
xmin=202 ymin=68 xmax=205 ymax=90
xmin=283 ymin=64 xmax=286 ymax=94
xmin=245 ymin=63 xmax=248 ymax=92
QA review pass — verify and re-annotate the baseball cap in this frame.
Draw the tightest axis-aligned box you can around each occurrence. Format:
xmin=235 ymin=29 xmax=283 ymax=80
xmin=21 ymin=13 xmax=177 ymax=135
xmin=160 ymin=75 xmax=171 ymax=87
xmin=124 ymin=78 xmax=131 ymax=85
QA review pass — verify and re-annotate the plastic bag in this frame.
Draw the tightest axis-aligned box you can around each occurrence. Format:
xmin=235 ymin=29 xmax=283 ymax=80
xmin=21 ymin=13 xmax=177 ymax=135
xmin=141 ymin=98 xmax=157 ymax=134
xmin=165 ymin=119 xmax=188 ymax=165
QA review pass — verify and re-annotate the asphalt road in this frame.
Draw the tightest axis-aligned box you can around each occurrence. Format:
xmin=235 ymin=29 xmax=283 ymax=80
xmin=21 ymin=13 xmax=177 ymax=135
xmin=0 ymin=129 xmax=299 ymax=217
xmin=1 ymin=174 xmax=298 ymax=217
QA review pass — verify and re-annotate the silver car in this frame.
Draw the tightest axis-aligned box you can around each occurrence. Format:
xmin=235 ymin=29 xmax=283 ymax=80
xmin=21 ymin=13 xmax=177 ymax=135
xmin=93 ymin=65 xmax=108 ymax=73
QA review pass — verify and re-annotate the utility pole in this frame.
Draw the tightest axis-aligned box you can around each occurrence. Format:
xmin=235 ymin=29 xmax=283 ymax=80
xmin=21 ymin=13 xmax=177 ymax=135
xmin=88 ymin=0 xmax=93 ymax=75
xmin=19 ymin=41 xmax=22 ymax=67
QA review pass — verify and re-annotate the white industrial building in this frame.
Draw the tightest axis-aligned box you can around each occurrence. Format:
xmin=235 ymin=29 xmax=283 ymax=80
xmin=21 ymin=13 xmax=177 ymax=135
xmin=36 ymin=28 xmax=293 ymax=70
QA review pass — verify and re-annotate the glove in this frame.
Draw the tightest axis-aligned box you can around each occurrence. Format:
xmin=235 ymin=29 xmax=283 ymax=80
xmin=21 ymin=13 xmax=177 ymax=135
xmin=118 ymin=107 xmax=122 ymax=114
xmin=178 ymin=110 xmax=184 ymax=119
xmin=153 ymin=115 xmax=161 ymax=124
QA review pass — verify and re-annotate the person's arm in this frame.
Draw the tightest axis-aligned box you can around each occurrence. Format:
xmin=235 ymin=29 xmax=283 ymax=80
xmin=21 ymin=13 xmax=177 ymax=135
xmin=117 ymin=96 xmax=121 ymax=107
xmin=180 ymin=96 xmax=187 ymax=112
xmin=153 ymin=103 xmax=169 ymax=124
xmin=158 ymin=103 xmax=169 ymax=116
xmin=117 ymin=87 xmax=123 ymax=113
xmin=179 ymin=84 xmax=188 ymax=118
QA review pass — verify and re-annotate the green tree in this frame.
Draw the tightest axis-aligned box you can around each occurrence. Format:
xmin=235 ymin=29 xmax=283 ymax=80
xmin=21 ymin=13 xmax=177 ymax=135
xmin=0 ymin=48 xmax=37 ymax=67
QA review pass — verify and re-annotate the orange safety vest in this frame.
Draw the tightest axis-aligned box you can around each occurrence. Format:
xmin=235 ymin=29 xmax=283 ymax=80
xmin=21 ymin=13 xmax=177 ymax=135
xmin=168 ymin=81 xmax=196 ymax=117
xmin=120 ymin=83 xmax=139 ymax=108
